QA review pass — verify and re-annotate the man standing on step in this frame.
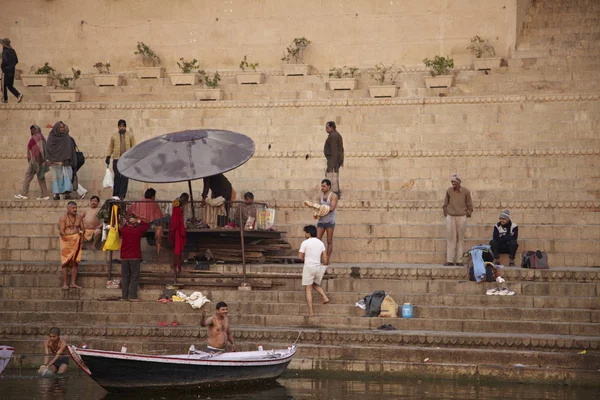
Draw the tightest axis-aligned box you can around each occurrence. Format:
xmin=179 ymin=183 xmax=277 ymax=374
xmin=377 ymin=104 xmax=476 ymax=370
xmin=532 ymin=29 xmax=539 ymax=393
xmin=82 ymin=195 xmax=103 ymax=250
xmin=106 ymin=119 xmax=135 ymax=200
xmin=14 ymin=125 xmax=50 ymax=200
xmin=119 ymin=215 xmax=149 ymax=302
xmin=200 ymin=301 xmax=237 ymax=353
xmin=442 ymin=173 xmax=473 ymax=266
xmin=299 ymin=225 xmax=329 ymax=317
xmin=58 ymin=201 xmax=84 ymax=290
xmin=323 ymin=121 xmax=344 ymax=199
xmin=1 ymin=38 xmax=23 ymax=104
xmin=317 ymin=179 xmax=338 ymax=263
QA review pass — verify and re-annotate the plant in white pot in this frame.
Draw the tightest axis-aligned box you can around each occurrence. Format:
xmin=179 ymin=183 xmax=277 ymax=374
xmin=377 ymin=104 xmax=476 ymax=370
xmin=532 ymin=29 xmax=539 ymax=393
xmin=468 ymin=35 xmax=501 ymax=71
xmin=170 ymin=58 xmax=202 ymax=85
xmin=328 ymin=66 xmax=359 ymax=90
xmin=281 ymin=37 xmax=311 ymax=76
xmin=195 ymin=71 xmax=223 ymax=101
xmin=92 ymin=61 xmax=123 ymax=86
xmin=368 ymin=63 xmax=401 ymax=98
xmin=22 ymin=63 xmax=55 ymax=87
xmin=134 ymin=42 xmax=164 ymax=79
xmin=236 ymin=55 xmax=263 ymax=84
xmin=49 ymin=68 xmax=81 ymax=102
xmin=423 ymin=55 xmax=455 ymax=88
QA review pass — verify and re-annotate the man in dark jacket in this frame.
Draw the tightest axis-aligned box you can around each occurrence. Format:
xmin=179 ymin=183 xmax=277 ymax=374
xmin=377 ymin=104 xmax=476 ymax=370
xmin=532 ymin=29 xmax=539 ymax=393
xmin=1 ymin=38 xmax=23 ymax=103
xmin=489 ymin=209 xmax=519 ymax=266
xmin=323 ymin=121 xmax=344 ymax=198
xmin=202 ymin=173 xmax=234 ymax=215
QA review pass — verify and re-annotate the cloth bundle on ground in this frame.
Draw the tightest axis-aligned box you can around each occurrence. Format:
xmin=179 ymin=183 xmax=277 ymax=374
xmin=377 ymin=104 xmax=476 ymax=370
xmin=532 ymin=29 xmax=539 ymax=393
xmin=203 ymin=196 xmax=226 ymax=227
xmin=303 ymin=200 xmax=330 ymax=219
xmin=378 ymin=294 xmax=399 ymax=318
xmin=363 ymin=290 xmax=387 ymax=317
xmin=464 ymin=244 xmax=496 ymax=282
xmin=168 ymin=291 xmax=211 ymax=309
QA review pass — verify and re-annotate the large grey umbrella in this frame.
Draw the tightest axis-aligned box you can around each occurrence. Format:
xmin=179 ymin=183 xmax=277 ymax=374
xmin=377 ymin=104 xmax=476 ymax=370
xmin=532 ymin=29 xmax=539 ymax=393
xmin=117 ymin=129 xmax=255 ymax=183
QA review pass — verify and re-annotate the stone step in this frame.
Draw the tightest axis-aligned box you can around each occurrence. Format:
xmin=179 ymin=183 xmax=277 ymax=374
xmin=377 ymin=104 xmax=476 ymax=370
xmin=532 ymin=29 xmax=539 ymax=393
xmin=0 ymin=299 xmax=596 ymax=324
xmin=7 ymin=338 xmax=599 ymax=372
xmin=1 ymin=324 xmax=597 ymax=353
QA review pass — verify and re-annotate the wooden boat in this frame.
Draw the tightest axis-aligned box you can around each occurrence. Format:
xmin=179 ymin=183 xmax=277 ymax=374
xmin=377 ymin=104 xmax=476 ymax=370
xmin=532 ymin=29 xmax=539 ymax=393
xmin=67 ymin=345 xmax=296 ymax=393
xmin=0 ymin=345 xmax=14 ymax=376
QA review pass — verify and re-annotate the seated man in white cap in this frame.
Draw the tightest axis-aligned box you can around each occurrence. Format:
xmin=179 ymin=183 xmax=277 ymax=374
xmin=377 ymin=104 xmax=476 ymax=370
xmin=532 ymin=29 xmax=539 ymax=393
xmin=489 ymin=209 xmax=519 ymax=266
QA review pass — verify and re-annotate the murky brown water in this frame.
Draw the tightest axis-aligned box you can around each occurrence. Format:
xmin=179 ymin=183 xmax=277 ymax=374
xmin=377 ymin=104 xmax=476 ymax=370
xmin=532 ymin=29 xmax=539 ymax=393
xmin=0 ymin=369 xmax=597 ymax=400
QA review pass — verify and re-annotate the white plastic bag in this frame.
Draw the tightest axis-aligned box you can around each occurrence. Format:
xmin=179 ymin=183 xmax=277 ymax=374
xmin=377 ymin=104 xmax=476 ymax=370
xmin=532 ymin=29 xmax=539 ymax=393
xmin=103 ymin=167 xmax=114 ymax=188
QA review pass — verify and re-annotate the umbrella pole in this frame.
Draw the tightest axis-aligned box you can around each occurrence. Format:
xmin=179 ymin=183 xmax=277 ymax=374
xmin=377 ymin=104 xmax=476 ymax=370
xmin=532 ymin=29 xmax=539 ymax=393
xmin=187 ymin=180 xmax=196 ymax=222
xmin=239 ymin=206 xmax=246 ymax=283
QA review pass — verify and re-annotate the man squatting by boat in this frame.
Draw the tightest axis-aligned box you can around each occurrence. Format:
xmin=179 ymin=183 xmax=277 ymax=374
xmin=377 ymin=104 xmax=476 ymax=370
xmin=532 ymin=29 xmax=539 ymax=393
xmin=200 ymin=301 xmax=237 ymax=354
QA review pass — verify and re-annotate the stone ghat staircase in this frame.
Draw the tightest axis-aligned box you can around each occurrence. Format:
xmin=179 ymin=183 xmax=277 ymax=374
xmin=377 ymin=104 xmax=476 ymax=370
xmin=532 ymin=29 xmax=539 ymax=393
xmin=1 ymin=263 xmax=599 ymax=385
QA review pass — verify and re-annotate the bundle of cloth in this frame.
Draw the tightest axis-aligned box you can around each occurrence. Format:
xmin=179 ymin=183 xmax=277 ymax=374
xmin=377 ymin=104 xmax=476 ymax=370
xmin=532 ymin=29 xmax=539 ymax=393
xmin=303 ymin=200 xmax=330 ymax=219
xmin=203 ymin=196 xmax=226 ymax=227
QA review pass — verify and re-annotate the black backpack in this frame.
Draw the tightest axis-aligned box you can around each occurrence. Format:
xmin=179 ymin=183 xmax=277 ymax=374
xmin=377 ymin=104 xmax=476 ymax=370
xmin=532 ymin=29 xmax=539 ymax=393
xmin=363 ymin=290 xmax=386 ymax=317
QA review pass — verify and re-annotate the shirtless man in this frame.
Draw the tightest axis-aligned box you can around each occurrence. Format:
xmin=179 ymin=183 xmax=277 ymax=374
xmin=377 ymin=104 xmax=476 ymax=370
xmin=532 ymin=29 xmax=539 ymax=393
xmin=58 ymin=201 xmax=84 ymax=289
xmin=200 ymin=301 xmax=236 ymax=354
xmin=38 ymin=327 xmax=69 ymax=375
xmin=82 ymin=196 xmax=102 ymax=250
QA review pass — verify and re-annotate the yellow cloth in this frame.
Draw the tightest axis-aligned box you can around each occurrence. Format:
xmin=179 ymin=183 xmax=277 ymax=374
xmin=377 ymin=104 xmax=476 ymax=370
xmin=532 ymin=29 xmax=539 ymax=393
xmin=83 ymin=228 xmax=96 ymax=242
xmin=60 ymin=233 xmax=82 ymax=268
xmin=303 ymin=200 xmax=330 ymax=219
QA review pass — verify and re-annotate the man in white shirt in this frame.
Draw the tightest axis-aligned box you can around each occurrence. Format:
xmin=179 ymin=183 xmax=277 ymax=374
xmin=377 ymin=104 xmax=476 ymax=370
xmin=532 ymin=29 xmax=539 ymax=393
xmin=299 ymin=225 xmax=329 ymax=317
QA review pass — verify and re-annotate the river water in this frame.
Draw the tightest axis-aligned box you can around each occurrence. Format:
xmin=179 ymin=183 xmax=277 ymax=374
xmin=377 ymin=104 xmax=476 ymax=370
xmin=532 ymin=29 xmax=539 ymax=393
xmin=0 ymin=369 xmax=597 ymax=400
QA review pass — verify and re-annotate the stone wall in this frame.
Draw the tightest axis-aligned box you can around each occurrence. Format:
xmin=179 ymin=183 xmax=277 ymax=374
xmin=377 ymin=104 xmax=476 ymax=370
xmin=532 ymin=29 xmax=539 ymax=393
xmin=0 ymin=0 xmax=519 ymax=73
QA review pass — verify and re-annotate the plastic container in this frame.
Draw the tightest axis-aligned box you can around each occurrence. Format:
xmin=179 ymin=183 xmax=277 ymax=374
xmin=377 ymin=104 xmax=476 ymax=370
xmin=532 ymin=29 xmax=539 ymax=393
xmin=81 ymin=343 xmax=88 ymax=349
xmin=121 ymin=345 xmax=127 ymax=353
xmin=189 ymin=345 xmax=196 ymax=353
xmin=401 ymin=303 xmax=413 ymax=319
xmin=258 ymin=344 xmax=263 ymax=351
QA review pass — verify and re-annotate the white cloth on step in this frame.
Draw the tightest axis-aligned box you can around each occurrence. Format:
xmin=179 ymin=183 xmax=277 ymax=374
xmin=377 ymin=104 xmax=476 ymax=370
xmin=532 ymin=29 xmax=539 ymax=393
xmin=186 ymin=291 xmax=211 ymax=309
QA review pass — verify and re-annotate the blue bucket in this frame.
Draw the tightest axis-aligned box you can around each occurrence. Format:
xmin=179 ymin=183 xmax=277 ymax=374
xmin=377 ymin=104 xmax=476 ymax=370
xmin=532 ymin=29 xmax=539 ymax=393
xmin=401 ymin=303 xmax=413 ymax=319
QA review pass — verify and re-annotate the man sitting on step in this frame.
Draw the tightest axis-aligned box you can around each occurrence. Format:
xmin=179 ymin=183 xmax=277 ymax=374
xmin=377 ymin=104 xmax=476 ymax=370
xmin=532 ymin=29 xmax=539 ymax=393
xmin=82 ymin=195 xmax=102 ymax=250
xmin=489 ymin=209 xmax=519 ymax=267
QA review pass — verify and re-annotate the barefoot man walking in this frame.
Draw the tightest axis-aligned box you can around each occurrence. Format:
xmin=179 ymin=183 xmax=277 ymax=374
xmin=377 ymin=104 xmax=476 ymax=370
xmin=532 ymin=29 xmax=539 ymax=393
xmin=58 ymin=201 xmax=84 ymax=289
xmin=200 ymin=301 xmax=237 ymax=354
xmin=299 ymin=225 xmax=329 ymax=317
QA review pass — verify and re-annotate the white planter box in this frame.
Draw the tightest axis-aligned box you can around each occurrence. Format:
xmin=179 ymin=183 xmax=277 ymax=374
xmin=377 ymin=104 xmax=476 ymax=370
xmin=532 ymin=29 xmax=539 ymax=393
xmin=195 ymin=89 xmax=223 ymax=101
xmin=473 ymin=57 xmax=502 ymax=71
xmin=49 ymin=89 xmax=80 ymax=103
xmin=93 ymin=74 xmax=124 ymax=87
xmin=425 ymin=75 xmax=454 ymax=88
xmin=135 ymin=67 xmax=164 ymax=79
xmin=169 ymin=73 xmax=200 ymax=86
xmin=236 ymin=72 xmax=264 ymax=84
xmin=282 ymin=64 xmax=311 ymax=76
xmin=368 ymin=85 xmax=398 ymax=98
xmin=328 ymin=78 xmax=358 ymax=90
xmin=21 ymin=75 xmax=53 ymax=87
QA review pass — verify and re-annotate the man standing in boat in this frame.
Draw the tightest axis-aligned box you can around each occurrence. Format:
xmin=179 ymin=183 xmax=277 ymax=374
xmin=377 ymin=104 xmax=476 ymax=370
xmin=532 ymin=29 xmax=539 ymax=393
xmin=200 ymin=301 xmax=237 ymax=353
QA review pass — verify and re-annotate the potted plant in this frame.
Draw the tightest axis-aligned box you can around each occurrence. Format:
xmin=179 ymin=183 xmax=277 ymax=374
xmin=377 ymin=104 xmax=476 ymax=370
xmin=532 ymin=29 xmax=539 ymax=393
xmin=49 ymin=68 xmax=81 ymax=102
xmin=423 ymin=56 xmax=455 ymax=88
xmin=328 ymin=66 xmax=359 ymax=90
xmin=170 ymin=58 xmax=203 ymax=85
xmin=281 ymin=37 xmax=311 ymax=76
xmin=134 ymin=42 xmax=164 ymax=79
xmin=21 ymin=63 xmax=55 ymax=87
xmin=195 ymin=71 xmax=223 ymax=101
xmin=468 ymin=35 xmax=501 ymax=71
xmin=92 ymin=61 xmax=123 ymax=86
xmin=236 ymin=55 xmax=263 ymax=84
xmin=368 ymin=63 xmax=401 ymax=98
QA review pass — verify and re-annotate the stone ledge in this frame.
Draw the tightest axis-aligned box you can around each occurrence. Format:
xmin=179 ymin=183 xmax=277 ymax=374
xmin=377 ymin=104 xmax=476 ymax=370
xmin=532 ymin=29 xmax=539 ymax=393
xmin=1 ymin=324 xmax=598 ymax=351
xmin=0 ymin=93 xmax=598 ymax=111
xmin=2 ymin=148 xmax=600 ymax=160
xmin=1 ymin=199 xmax=599 ymax=210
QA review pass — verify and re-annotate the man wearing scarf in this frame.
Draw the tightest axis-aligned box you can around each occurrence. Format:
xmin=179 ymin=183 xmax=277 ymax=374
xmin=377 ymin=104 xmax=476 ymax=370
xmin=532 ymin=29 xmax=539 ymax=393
xmin=105 ymin=119 xmax=135 ymax=199
xmin=14 ymin=125 xmax=50 ymax=200
xmin=46 ymin=121 xmax=77 ymax=200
